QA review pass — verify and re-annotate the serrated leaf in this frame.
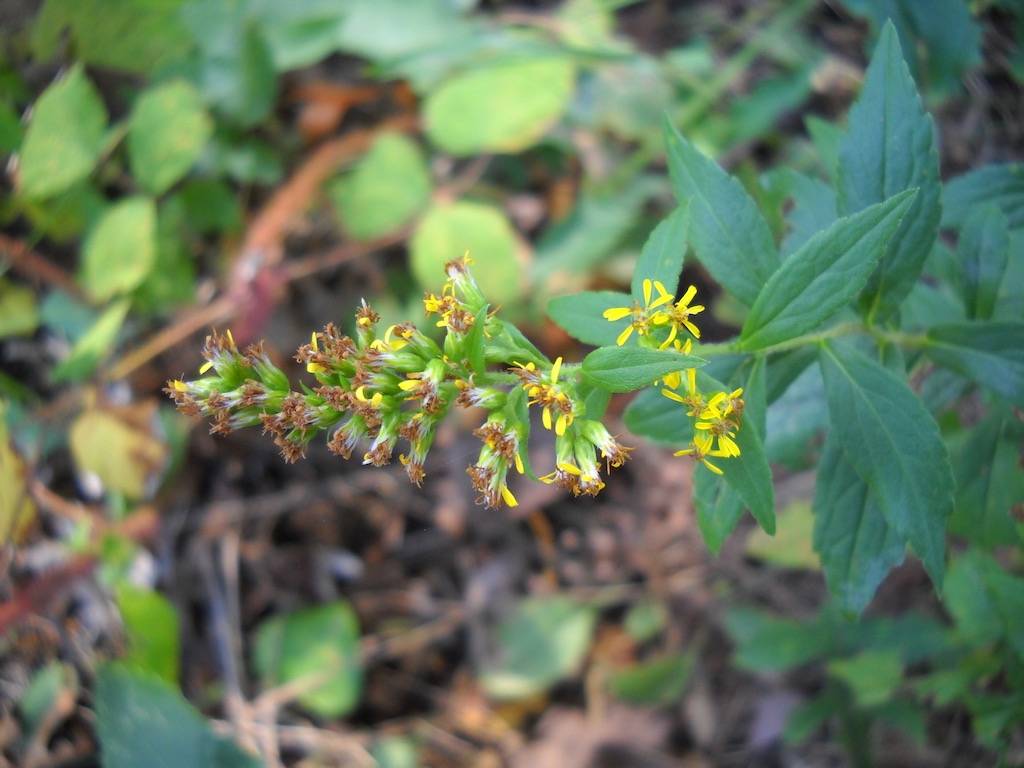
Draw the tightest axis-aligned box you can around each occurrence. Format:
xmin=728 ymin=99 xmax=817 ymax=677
xmin=95 ymin=663 xmax=259 ymax=768
xmin=328 ymin=132 xmax=431 ymax=241
xmin=608 ymin=651 xmax=694 ymax=706
xmin=128 ymin=80 xmax=211 ymax=195
xmin=837 ymin=21 xmax=941 ymax=316
xmin=52 ymin=300 xmax=129 ymax=382
xmin=547 ymin=291 xmax=631 ymax=347
xmin=253 ymin=601 xmax=362 ymax=717
xmin=18 ymin=65 xmax=107 ymax=200
xmin=925 ymin=322 xmax=1024 ymax=406
xmin=80 ymin=197 xmax=157 ymax=301
xmin=761 ymin=168 xmax=837 ymax=257
xmin=818 ymin=341 xmax=953 ymax=586
xmin=827 ymin=650 xmax=902 ymax=708
xmin=410 ymin=201 xmax=523 ymax=305
xmin=116 ymin=585 xmax=180 ymax=684
xmin=813 ymin=437 xmax=906 ymax=615
xmin=664 ymin=119 xmax=778 ymax=306
xmin=582 ymin=346 xmax=705 ymax=393
xmin=631 ymin=205 xmax=689 ymax=300
xmin=739 ymin=189 xmax=915 ymax=350
xmin=958 ymin=204 xmax=1010 ymax=320
xmin=425 ymin=57 xmax=575 ymax=155
xmin=942 ymin=163 xmax=1024 ymax=231
xmin=479 ymin=595 xmax=596 ymax=700
xmin=622 ymin=387 xmax=692 ymax=447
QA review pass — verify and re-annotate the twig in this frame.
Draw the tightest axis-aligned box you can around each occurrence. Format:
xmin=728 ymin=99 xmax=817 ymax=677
xmin=0 ymin=234 xmax=85 ymax=300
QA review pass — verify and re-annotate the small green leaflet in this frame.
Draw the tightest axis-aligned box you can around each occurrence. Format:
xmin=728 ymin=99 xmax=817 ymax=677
xmin=631 ymin=204 xmax=689 ymax=301
xmin=958 ymin=204 xmax=1010 ymax=320
xmin=925 ymin=322 xmax=1024 ymax=406
xmin=663 ymin=118 xmax=778 ymax=306
xmin=581 ymin=346 xmax=705 ymax=393
xmin=813 ymin=437 xmax=906 ymax=615
xmin=466 ymin=305 xmax=489 ymax=374
xmin=739 ymin=189 xmax=916 ymax=350
xmin=818 ymin=341 xmax=953 ymax=586
xmin=836 ymin=21 xmax=941 ymax=317
xmin=547 ymin=291 xmax=632 ymax=347
xmin=942 ymin=163 xmax=1024 ymax=231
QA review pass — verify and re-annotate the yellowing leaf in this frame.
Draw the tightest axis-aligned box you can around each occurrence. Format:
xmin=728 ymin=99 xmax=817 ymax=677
xmin=69 ymin=405 xmax=166 ymax=499
xmin=0 ymin=405 xmax=35 ymax=544
xmin=746 ymin=500 xmax=820 ymax=570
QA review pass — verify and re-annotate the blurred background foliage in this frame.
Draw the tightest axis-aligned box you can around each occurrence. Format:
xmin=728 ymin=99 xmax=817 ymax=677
xmin=0 ymin=0 xmax=1022 ymax=766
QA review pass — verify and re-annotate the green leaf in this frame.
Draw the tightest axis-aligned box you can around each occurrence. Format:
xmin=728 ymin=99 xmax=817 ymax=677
xmin=827 ymin=650 xmax=902 ymax=708
xmin=761 ymin=168 xmax=837 ymax=257
xmin=547 ymin=291 xmax=631 ymax=347
xmin=958 ymin=203 xmax=1011 ymax=320
xmin=836 ymin=21 xmax=941 ymax=316
xmin=942 ymin=163 xmax=1024 ymax=231
xmin=577 ymin=373 xmax=612 ymax=421
xmin=664 ymin=119 xmax=778 ymax=306
xmin=328 ymin=132 xmax=431 ymax=241
xmin=21 ymin=181 xmax=108 ymax=243
xmin=813 ymin=437 xmax=906 ymax=615
xmin=0 ymin=279 xmax=40 ymax=338
xmin=724 ymin=608 xmax=833 ymax=672
xmin=608 ymin=651 xmax=695 ymax=706
xmin=479 ymin=595 xmax=596 ymax=700
xmin=951 ymin=411 xmax=1024 ymax=549
xmin=176 ymin=179 xmax=242 ymax=235
xmin=31 ymin=0 xmax=190 ymax=75
xmin=95 ymin=663 xmax=260 ymax=768
xmin=334 ymin=0 xmax=471 ymax=63
xmin=806 ymin=115 xmax=843 ymax=181
xmin=631 ymin=205 xmax=689 ymax=301
xmin=0 ymin=408 xmax=36 ymax=546
xmin=622 ymin=387 xmax=692 ymax=447
xmin=925 ymin=322 xmax=1024 ymax=406
xmin=68 ymin=405 xmax=167 ymax=498
xmin=784 ymin=688 xmax=844 ymax=745
xmin=410 ymin=201 xmax=523 ymax=305
xmin=945 ymin=551 xmax=1024 ymax=656
xmin=424 ymin=57 xmax=575 ymax=155
xmin=818 ymin=341 xmax=953 ymax=586
xmin=18 ymin=65 xmax=107 ymax=200
xmin=116 ymin=585 xmax=180 ymax=684
xmin=739 ymin=189 xmax=916 ymax=350
xmin=623 ymin=599 xmax=667 ymax=643
xmin=52 ymin=300 xmax=130 ymax=382
xmin=80 ymin=197 xmax=157 ymax=302
xmin=253 ymin=601 xmax=362 ymax=718
xmin=693 ymin=467 xmax=743 ymax=555
xmin=466 ymin=305 xmax=488 ymax=375
xmin=746 ymin=500 xmax=819 ymax=570
xmin=128 ymin=80 xmax=212 ymax=195
xmin=19 ymin=662 xmax=75 ymax=737
xmin=582 ymin=346 xmax=706 ymax=393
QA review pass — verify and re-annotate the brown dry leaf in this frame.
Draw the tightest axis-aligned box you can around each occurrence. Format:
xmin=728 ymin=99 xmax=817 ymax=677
xmin=0 ymin=404 xmax=36 ymax=544
xmin=69 ymin=401 xmax=166 ymax=499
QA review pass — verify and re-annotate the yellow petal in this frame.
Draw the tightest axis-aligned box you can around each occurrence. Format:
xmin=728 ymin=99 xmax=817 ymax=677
xmin=398 ymin=379 xmax=420 ymax=391
xmin=551 ymin=356 xmax=562 ymax=383
xmin=659 ymin=323 xmax=678 ymax=349
xmin=515 ymin=453 xmax=525 ymax=474
xmin=226 ymin=329 xmax=235 ymax=347
xmin=602 ymin=307 xmax=632 ymax=321
xmin=688 ymin=304 xmax=706 ymax=315
xmin=543 ymin=407 xmax=552 ymax=430
xmin=643 ymin=278 xmax=652 ymax=305
xmin=683 ymin=319 xmax=701 ymax=339
xmin=616 ymin=324 xmax=635 ymax=346
xmin=171 ymin=379 xmax=187 ymax=392
xmin=661 ymin=388 xmax=687 ymax=404
xmin=501 ymin=485 xmax=519 ymax=507
xmin=702 ymin=458 xmax=724 ymax=475
xmin=199 ymin=361 xmax=213 ymax=374
xmin=664 ymin=372 xmax=681 ymax=389
xmin=687 ymin=368 xmax=697 ymax=395
xmin=679 ymin=284 xmax=697 ymax=307
xmin=674 ymin=448 xmax=695 ymax=457
xmin=556 ymin=413 xmax=567 ymax=436
xmin=307 ymin=363 xmax=325 ymax=374
xmin=558 ymin=462 xmax=582 ymax=475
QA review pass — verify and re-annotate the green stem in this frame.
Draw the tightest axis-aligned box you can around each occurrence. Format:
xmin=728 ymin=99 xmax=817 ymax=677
xmin=695 ymin=322 xmax=929 ymax=359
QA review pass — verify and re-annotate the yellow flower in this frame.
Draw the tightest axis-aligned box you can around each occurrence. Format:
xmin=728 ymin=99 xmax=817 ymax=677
xmin=653 ymin=284 xmax=705 ymax=340
xmin=307 ymin=331 xmax=326 ymax=373
xmin=602 ymin=278 xmax=674 ymax=346
xmin=661 ymin=363 xmax=704 ymax=417
xmin=674 ymin=433 xmax=729 ymax=475
xmin=659 ymin=338 xmax=692 ymax=389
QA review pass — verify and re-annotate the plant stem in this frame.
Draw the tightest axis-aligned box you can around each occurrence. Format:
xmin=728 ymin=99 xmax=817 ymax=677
xmin=695 ymin=322 xmax=929 ymax=359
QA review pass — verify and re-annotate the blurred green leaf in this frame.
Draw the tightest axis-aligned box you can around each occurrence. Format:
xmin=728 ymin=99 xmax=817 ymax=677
xmin=784 ymin=688 xmax=843 ymax=744
xmin=129 ymin=80 xmax=212 ymax=195
xmin=0 ymin=279 xmax=39 ymax=338
xmin=135 ymin=201 xmax=198 ymax=314
xmin=0 ymin=406 xmax=35 ymax=544
xmin=942 ymin=163 xmax=1024 ymax=231
xmin=425 ymin=57 xmax=575 ymax=155
xmin=747 ymin=500 xmax=819 ymax=570
xmin=31 ymin=0 xmax=190 ymax=74
xmin=547 ymin=290 xmax=630 ymax=347
xmin=370 ymin=736 xmax=419 ymax=768
xmin=836 ymin=22 xmax=940 ymax=317
xmin=623 ymin=599 xmax=667 ymax=644
xmin=958 ymin=204 xmax=1010 ymax=320
xmin=411 ymin=201 xmax=523 ymax=304
xmin=329 ymin=132 xmax=431 ymax=241
xmin=725 ymin=608 xmax=833 ymax=672
xmin=52 ymin=300 xmax=129 ymax=382
xmin=335 ymin=0 xmax=470 ymax=62
xmin=18 ymin=65 xmax=107 ymax=200
xmin=116 ymin=585 xmax=180 ymax=685
xmin=80 ymin=197 xmax=157 ymax=302
xmin=480 ymin=595 xmax=596 ymax=700
xmin=608 ymin=651 xmax=695 ymax=706
xmin=95 ymin=663 xmax=260 ymax=767
xmin=805 ymin=115 xmax=842 ymax=182
xmin=761 ymin=168 xmax=836 ymax=257
xmin=69 ymin=405 xmax=167 ymax=499
xmin=827 ymin=650 xmax=902 ymax=708
xmin=925 ymin=322 xmax=1024 ymax=406
xmin=945 ymin=551 xmax=1024 ymax=655
xmin=819 ymin=341 xmax=952 ymax=586
xmin=622 ymin=387 xmax=692 ymax=448
xmin=19 ymin=662 xmax=75 ymax=736
xmin=0 ymin=101 xmax=22 ymax=153
xmin=175 ymin=179 xmax=242 ymax=234
xmin=253 ymin=601 xmax=362 ymax=718
xmin=22 ymin=182 xmax=107 ymax=243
